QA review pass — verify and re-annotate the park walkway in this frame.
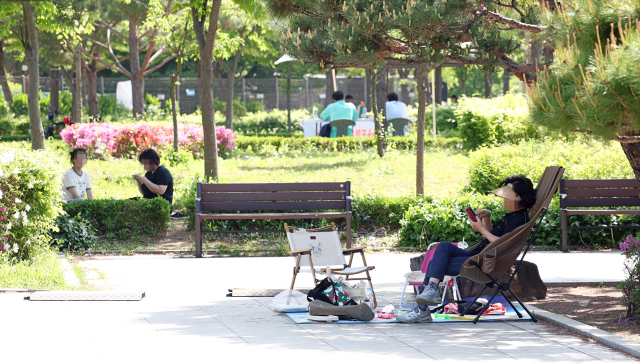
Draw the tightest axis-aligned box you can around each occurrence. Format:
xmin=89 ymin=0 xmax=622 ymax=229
xmin=0 ymin=252 xmax=634 ymax=363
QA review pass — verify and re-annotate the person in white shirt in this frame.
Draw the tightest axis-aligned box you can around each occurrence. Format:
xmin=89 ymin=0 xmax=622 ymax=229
xmin=386 ymin=92 xmax=410 ymax=134
xmin=61 ymin=148 xmax=94 ymax=203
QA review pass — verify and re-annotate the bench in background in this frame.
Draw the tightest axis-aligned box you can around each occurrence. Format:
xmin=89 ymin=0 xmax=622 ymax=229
xmin=195 ymin=181 xmax=352 ymax=257
xmin=560 ymin=179 xmax=640 ymax=252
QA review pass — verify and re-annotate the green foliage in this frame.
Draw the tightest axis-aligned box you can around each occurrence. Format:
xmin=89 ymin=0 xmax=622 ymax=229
xmin=247 ymin=100 xmax=265 ymax=113
xmin=235 ymin=109 xmax=307 ymax=134
xmin=0 ymin=120 xmax=12 ymax=135
xmin=398 ymin=193 xmax=505 ymax=248
xmin=15 ymin=122 xmax=30 ymax=135
xmin=51 ymin=212 xmax=98 ymax=252
xmin=98 ymin=95 xmax=118 ymax=116
xmin=455 ymin=93 xmax=540 ymax=150
xmin=10 ymin=93 xmax=28 ymax=117
xmin=164 ymin=149 xmax=193 ymax=167
xmin=0 ymin=246 xmax=66 ymax=289
xmin=467 ymin=139 xmax=633 ymax=193
xmin=0 ymin=135 xmax=30 ymax=142
xmin=529 ymin=0 xmax=640 ymax=140
xmin=145 ymin=93 xmax=161 ymax=107
xmin=619 ymin=234 xmax=640 ymax=321
xmin=62 ymin=198 xmax=171 ymax=239
xmin=0 ymin=142 xmax=65 ymax=261
xmin=59 ymin=91 xmax=73 ymax=116
xmin=215 ymin=97 xmax=248 ymax=118
xmin=0 ymin=98 xmax=9 ymax=118
xmin=39 ymin=94 xmax=50 ymax=116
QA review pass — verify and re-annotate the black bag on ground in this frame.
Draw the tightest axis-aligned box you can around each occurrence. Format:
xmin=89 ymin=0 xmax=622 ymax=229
xmin=429 ymin=300 xmax=486 ymax=315
xmin=307 ymin=277 xmax=358 ymax=306
xmin=319 ymin=123 xmax=331 ymax=137
xmin=309 ymin=300 xmax=375 ymax=321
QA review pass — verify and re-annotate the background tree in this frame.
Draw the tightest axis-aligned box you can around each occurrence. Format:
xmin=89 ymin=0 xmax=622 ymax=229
xmin=529 ymin=0 xmax=640 ymax=181
xmin=0 ymin=40 xmax=13 ymax=105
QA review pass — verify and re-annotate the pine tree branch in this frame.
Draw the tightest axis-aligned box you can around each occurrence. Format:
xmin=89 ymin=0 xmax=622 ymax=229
xmin=482 ymin=10 xmax=546 ymax=33
xmin=615 ymin=135 xmax=640 ymax=143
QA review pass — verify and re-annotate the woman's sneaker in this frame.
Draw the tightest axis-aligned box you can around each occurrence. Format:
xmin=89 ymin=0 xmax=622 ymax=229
xmin=415 ymin=282 xmax=442 ymax=306
xmin=396 ymin=306 xmax=432 ymax=323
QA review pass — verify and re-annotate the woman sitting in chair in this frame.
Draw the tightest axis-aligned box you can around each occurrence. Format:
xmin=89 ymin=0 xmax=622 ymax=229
xmin=398 ymin=175 xmax=537 ymax=323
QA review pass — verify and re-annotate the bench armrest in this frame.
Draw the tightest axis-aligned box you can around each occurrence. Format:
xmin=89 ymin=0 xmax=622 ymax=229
xmin=290 ymin=248 xmax=312 ymax=255
xmin=195 ymin=198 xmax=202 ymax=214
xmin=343 ymin=247 xmax=364 ymax=254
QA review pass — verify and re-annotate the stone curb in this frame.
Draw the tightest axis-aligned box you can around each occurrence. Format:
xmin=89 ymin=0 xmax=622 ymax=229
xmin=56 ymin=253 xmax=81 ymax=287
xmin=525 ymin=303 xmax=640 ymax=359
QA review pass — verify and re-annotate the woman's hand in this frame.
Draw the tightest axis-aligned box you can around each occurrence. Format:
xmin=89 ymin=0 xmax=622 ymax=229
xmin=475 ymin=209 xmax=490 ymax=220
xmin=469 ymin=216 xmax=486 ymax=233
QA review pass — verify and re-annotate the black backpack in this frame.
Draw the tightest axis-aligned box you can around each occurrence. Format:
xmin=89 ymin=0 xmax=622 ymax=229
xmin=318 ymin=123 xmax=331 ymax=138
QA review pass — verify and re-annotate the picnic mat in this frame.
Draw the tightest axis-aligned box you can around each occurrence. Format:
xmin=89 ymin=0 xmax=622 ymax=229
xmin=227 ymin=288 xmax=311 ymax=297
xmin=284 ymin=295 xmax=532 ymax=324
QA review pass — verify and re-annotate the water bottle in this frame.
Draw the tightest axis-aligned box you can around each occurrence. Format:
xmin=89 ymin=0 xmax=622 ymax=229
xmin=458 ymin=237 xmax=468 ymax=250
xmin=312 ymin=105 xmax=318 ymax=119
xmin=363 ymin=280 xmax=374 ymax=308
xmin=360 ymin=105 xmax=367 ymax=118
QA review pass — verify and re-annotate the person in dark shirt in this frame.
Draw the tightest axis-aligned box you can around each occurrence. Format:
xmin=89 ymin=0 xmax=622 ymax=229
xmin=398 ymin=175 xmax=537 ymax=323
xmin=133 ymin=149 xmax=174 ymax=208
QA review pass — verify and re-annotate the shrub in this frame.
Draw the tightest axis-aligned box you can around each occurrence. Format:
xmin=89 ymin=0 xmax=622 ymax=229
xmin=235 ymin=109 xmax=307 ymax=134
xmin=0 ymin=98 xmax=9 ymax=118
xmin=247 ymin=101 xmax=265 ymax=113
xmin=63 ymin=198 xmax=170 ymax=239
xmin=164 ymin=149 xmax=193 ymax=167
xmin=39 ymin=94 xmax=50 ymax=116
xmin=0 ymin=120 xmax=12 ymax=135
xmin=59 ymin=91 xmax=73 ymax=116
xmin=0 ymin=142 xmax=65 ymax=260
xmin=10 ymin=93 xmax=28 ymax=117
xmin=619 ymin=234 xmax=640 ymax=323
xmin=15 ymin=122 xmax=30 ymax=135
xmin=50 ymin=212 xmax=98 ymax=252
xmin=144 ymin=93 xmax=161 ymax=108
xmin=98 ymin=95 xmax=118 ymax=116
xmin=214 ymin=97 xmax=247 ymax=118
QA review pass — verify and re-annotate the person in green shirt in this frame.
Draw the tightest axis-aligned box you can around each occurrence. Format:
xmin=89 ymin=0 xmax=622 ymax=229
xmin=321 ymin=91 xmax=357 ymax=121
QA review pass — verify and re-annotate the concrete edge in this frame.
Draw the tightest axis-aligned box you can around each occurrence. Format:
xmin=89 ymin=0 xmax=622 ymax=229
xmin=545 ymin=281 xmax=620 ymax=287
xmin=525 ymin=303 xmax=640 ymax=359
xmin=56 ymin=253 xmax=81 ymax=287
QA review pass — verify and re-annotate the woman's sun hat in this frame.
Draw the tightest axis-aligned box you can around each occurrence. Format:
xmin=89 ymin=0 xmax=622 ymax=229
xmin=490 ymin=184 xmax=520 ymax=201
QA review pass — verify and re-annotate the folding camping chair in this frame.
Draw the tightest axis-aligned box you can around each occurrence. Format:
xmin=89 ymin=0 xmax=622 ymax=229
xmin=285 ymin=223 xmax=377 ymax=307
xmin=458 ymin=166 xmax=565 ymax=323
xmin=399 ymin=242 xmax=461 ymax=309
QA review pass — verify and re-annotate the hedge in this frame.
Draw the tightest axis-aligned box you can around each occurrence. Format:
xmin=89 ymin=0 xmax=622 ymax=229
xmin=0 ymin=135 xmax=31 ymax=142
xmin=63 ymin=198 xmax=171 ymax=239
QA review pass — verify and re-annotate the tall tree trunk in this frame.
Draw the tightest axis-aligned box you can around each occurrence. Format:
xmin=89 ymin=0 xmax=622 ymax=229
xmin=324 ymin=70 xmax=333 ymax=107
xmin=375 ymin=63 xmax=387 ymax=133
xmin=287 ymin=64 xmax=291 ymax=132
xmin=434 ymin=66 xmax=442 ymax=105
xmin=415 ymin=64 xmax=428 ymax=196
xmin=170 ymin=58 xmax=182 ymax=152
xmin=74 ymin=44 xmax=83 ymax=123
xmin=61 ymin=68 xmax=76 ymax=121
xmin=85 ymin=70 xmax=98 ymax=119
xmin=224 ymin=69 xmax=235 ymax=129
xmin=128 ymin=19 xmax=144 ymax=119
xmin=484 ymin=70 xmax=494 ymax=98
xmin=620 ymin=142 xmax=640 ymax=182
xmin=503 ymin=70 xmax=510 ymax=95
xmin=525 ymin=32 xmax=543 ymax=68
xmin=460 ymin=77 xmax=466 ymax=96
xmin=49 ymin=67 xmax=59 ymax=113
xmin=23 ymin=3 xmax=45 ymax=150
xmin=370 ymin=64 xmax=385 ymax=158
xmin=192 ymin=0 xmax=222 ymax=180
xmin=0 ymin=41 xmax=13 ymax=105
xmin=365 ymin=67 xmax=372 ymax=108
xmin=397 ymin=68 xmax=411 ymax=105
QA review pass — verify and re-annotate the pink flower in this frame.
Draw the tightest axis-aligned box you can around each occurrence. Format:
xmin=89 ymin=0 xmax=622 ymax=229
xmin=3 ymin=236 xmax=7 ymax=242
xmin=0 ymin=216 xmax=3 ymax=221
xmin=2 ymin=207 xmax=6 ymax=212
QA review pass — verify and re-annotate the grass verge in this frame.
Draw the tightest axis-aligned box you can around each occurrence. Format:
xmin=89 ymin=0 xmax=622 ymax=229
xmin=0 ymin=248 xmax=67 ymax=289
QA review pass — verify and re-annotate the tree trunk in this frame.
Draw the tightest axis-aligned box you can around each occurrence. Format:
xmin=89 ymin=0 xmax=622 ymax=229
xmin=224 ymin=69 xmax=235 ymax=129
xmin=484 ymin=70 xmax=494 ymax=98
xmin=415 ymin=64 xmax=428 ymax=196
xmin=287 ymin=64 xmax=291 ymax=132
xmin=0 ymin=41 xmax=13 ymax=105
xmin=460 ymin=77 xmax=466 ymax=96
xmin=397 ymin=68 xmax=411 ymax=105
xmin=61 ymin=68 xmax=77 ymax=121
xmin=74 ymin=44 xmax=83 ymax=123
xmin=49 ymin=67 xmax=59 ymax=113
xmin=375 ymin=63 xmax=387 ymax=133
xmin=192 ymin=0 xmax=222 ymax=180
xmin=525 ymin=32 xmax=543 ymax=68
xmin=128 ymin=19 xmax=145 ymax=119
xmin=435 ymin=66 xmax=442 ymax=105
xmin=503 ymin=70 xmax=510 ymax=95
xmin=324 ymin=70 xmax=333 ymax=107
xmin=620 ymin=142 xmax=640 ymax=182
xmin=170 ymin=58 xmax=182 ymax=152
xmin=370 ymin=64 xmax=384 ymax=158
xmin=365 ymin=67 xmax=372 ymax=108
xmin=23 ymin=3 xmax=45 ymax=150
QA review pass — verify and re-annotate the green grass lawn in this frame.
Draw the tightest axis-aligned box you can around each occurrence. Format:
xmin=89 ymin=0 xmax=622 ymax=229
xmin=0 ymin=248 xmax=67 ymax=289
xmin=78 ymin=148 xmax=469 ymax=200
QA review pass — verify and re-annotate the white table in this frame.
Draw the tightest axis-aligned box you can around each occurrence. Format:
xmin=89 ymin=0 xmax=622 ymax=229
xmin=300 ymin=118 xmax=376 ymax=137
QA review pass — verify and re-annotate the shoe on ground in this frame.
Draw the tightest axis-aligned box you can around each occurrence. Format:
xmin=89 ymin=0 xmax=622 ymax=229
xmin=396 ymin=306 xmax=433 ymax=323
xmin=415 ymin=282 xmax=442 ymax=306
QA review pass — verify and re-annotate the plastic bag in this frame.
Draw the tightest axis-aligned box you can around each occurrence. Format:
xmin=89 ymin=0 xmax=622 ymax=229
xmin=271 ymin=289 xmax=309 ymax=313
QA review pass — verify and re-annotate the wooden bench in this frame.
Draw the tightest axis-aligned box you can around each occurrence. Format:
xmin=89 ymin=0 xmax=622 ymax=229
xmin=194 ymin=181 xmax=352 ymax=257
xmin=560 ymin=178 xmax=640 ymax=252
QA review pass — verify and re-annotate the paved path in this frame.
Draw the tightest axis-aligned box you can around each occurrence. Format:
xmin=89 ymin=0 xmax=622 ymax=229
xmin=0 ymin=252 xmax=633 ymax=363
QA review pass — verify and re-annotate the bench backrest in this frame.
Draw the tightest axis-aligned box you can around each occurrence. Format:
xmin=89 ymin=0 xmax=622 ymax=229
xmin=196 ymin=182 xmax=351 ymax=212
xmin=560 ymin=179 xmax=640 ymax=208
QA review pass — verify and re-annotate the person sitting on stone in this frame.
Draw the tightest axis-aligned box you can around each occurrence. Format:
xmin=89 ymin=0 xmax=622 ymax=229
xmin=397 ymin=175 xmax=538 ymax=323
xmin=321 ymin=91 xmax=357 ymax=122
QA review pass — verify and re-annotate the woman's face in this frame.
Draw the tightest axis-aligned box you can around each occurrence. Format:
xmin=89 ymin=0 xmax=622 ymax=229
xmin=141 ymin=160 xmax=154 ymax=172
xmin=503 ymin=198 xmax=521 ymax=212
xmin=73 ymin=153 xmax=87 ymax=169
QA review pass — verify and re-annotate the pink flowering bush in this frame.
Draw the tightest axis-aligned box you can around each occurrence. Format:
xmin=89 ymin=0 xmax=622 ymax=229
xmin=59 ymin=123 xmax=237 ymax=158
xmin=619 ymin=234 xmax=640 ymax=323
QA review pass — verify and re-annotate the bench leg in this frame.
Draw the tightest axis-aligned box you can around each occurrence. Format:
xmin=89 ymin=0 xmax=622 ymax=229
xmin=195 ymin=214 xmax=202 ymax=258
xmin=561 ymin=209 xmax=568 ymax=253
xmin=346 ymin=212 xmax=352 ymax=249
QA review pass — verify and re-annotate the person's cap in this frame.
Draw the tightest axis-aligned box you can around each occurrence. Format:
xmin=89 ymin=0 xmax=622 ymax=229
xmin=489 ymin=185 xmax=520 ymax=200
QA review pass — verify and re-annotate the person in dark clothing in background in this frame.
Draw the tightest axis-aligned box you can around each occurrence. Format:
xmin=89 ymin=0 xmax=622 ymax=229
xmin=397 ymin=175 xmax=537 ymax=323
xmin=133 ymin=149 xmax=174 ymax=210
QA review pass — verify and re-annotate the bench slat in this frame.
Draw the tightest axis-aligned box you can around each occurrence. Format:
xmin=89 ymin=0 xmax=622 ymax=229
xmin=198 ymin=212 xmax=348 ymax=219
xmin=564 ymin=179 xmax=640 ymax=188
xmin=565 ymin=188 xmax=640 ymax=198
xmin=201 ymin=191 xmax=346 ymax=202
xmin=201 ymin=182 xmax=347 ymax=193
xmin=565 ymin=197 xmax=640 ymax=208
xmin=201 ymin=201 xmax=347 ymax=212
xmin=565 ymin=210 xmax=640 ymax=215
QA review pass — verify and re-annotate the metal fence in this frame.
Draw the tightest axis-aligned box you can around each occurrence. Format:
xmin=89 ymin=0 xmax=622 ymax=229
xmin=1 ymin=75 xmax=423 ymax=115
